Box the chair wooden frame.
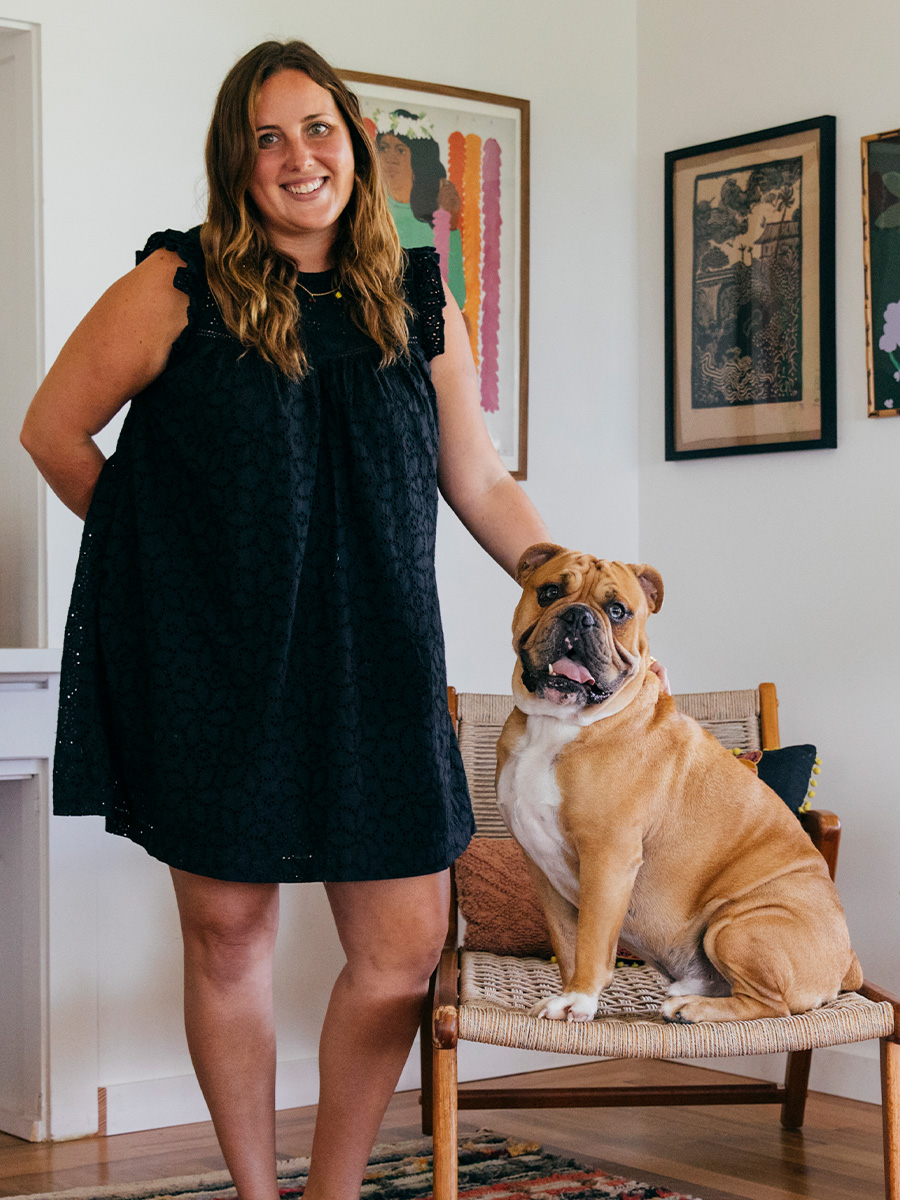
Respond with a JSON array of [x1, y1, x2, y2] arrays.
[[420, 684, 900, 1200]]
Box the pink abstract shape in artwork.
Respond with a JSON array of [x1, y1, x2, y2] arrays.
[[433, 207, 451, 282], [480, 138, 502, 413]]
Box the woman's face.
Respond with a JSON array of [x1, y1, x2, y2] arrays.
[[248, 69, 355, 266], [377, 133, 414, 202]]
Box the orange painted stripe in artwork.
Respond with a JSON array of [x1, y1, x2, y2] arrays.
[[461, 133, 482, 367]]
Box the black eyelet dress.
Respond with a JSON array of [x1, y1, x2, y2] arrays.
[[53, 227, 474, 883]]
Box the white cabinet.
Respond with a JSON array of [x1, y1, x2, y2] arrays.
[[0, 649, 87, 1142]]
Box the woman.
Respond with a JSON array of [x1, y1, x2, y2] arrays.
[[20, 39, 550, 1200]]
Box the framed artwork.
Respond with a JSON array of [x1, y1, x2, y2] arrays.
[[340, 69, 530, 477], [665, 116, 836, 460], [862, 127, 900, 418]]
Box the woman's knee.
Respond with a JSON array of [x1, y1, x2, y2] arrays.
[[171, 868, 279, 980], [326, 875, 450, 991]]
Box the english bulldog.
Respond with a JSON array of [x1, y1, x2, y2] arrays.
[[495, 543, 862, 1023]]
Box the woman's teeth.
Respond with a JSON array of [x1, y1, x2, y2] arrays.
[[285, 179, 324, 195]]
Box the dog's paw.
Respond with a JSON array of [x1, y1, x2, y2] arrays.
[[660, 995, 700, 1024], [531, 991, 598, 1022]]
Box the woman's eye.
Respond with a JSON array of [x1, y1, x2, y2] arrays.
[[537, 584, 561, 607], [607, 602, 629, 622], [308, 122, 330, 136], [257, 132, 279, 148]]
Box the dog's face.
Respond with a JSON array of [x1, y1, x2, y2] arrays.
[[511, 543, 664, 722]]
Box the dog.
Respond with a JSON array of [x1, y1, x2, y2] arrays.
[[495, 543, 862, 1024]]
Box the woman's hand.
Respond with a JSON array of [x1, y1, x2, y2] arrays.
[[649, 659, 671, 695], [430, 285, 549, 577], [20, 249, 188, 519], [437, 179, 462, 230]]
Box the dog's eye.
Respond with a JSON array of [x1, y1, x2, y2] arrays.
[[606, 601, 630, 622], [537, 583, 562, 607]]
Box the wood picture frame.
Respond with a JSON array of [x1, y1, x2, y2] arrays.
[[861, 127, 900, 418], [665, 116, 836, 460], [340, 69, 530, 477]]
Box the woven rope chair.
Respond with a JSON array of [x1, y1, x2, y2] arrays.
[[421, 684, 900, 1200]]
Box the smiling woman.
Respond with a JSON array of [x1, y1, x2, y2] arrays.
[[247, 71, 356, 266], [19, 34, 552, 1200], [201, 41, 411, 380]]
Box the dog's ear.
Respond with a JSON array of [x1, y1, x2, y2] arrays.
[[516, 542, 566, 585], [628, 564, 664, 613]]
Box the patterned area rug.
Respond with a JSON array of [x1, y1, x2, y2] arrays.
[[5, 1132, 719, 1200]]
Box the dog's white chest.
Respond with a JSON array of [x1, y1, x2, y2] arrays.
[[496, 715, 581, 908]]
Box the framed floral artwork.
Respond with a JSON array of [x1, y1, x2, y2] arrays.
[[862, 127, 900, 417], [665, 116, 837, 459], [340, 69, 530, 477]]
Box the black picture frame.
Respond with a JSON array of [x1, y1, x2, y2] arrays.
[[861, 126, 900, 418], [665, 116, 836, 461]]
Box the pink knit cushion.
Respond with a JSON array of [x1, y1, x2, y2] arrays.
[[455, 838, 554, 956], [455, 837, 646, 965]]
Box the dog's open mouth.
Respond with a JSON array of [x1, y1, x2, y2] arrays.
[[548, 655, 595, 686], [521, 643, 621, 707]]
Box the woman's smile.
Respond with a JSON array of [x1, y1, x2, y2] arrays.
[[248, 69, 355, 266]]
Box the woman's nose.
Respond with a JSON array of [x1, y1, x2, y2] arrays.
[[286, 135, 314, 170]]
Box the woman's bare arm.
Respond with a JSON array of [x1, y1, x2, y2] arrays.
[[431, 285, 549, 577], [20, 249, 189, 519]]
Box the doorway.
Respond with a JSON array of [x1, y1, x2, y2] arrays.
[[0, 21, 43, 648]]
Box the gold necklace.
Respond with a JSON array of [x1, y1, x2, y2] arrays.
[[296, 277, 342, 300]]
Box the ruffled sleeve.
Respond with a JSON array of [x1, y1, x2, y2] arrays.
[[405, 246, 446, 361], [136, 227, 209, 357]]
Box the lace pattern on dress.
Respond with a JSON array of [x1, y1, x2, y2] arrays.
[[405, 247, 446, 361]]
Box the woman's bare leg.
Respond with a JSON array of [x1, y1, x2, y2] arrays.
[[171, 868, 281, 1200], [302, 871, 450, 1200]]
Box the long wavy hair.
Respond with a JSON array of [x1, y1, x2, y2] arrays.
[[201, 40, 410, 379]]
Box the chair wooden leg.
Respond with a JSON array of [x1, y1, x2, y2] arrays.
[[781, 1048, 812, 1129], [882, 1038, 900, 1200], [432, 1044, 458, 1200], [419, 996, 434, 1136]]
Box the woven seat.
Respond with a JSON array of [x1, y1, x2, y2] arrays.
[[422, 685, 900, 1200], [459, 955, 893, 1058]]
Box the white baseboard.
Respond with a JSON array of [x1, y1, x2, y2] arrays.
[[101, 1039, 600, 1136], [100, 1037, 881, 1137], [0, 1103, 44, 1142]]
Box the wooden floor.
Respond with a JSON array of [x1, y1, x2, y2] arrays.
[[0, 1059, 884, 1200]]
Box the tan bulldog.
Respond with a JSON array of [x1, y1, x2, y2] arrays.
[[495, 543, 862, 1024]]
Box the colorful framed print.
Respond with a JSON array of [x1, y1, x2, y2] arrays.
[[340, 69, 530, 477], [862, 127, 900, 418], [665, 116, 836, 460]]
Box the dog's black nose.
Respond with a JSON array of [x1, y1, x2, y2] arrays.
[[560, 605, 596, 630]]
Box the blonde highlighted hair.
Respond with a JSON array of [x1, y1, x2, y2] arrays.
[[201, 40, 410, 379]]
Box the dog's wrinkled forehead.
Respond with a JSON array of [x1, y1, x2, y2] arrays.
[[532, 555, 644, 605], [516, 543, 664, 615]]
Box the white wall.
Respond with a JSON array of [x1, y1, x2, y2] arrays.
[[5, 0, 640, 1134], [637, 0, 900, 1089]]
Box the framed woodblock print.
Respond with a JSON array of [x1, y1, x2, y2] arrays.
[[665, 116, 836, 460], [862, 127, 900, 417], [340, 69, 530, 477]]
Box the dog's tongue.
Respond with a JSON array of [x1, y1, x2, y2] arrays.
[[550, 657, 595, 685]]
